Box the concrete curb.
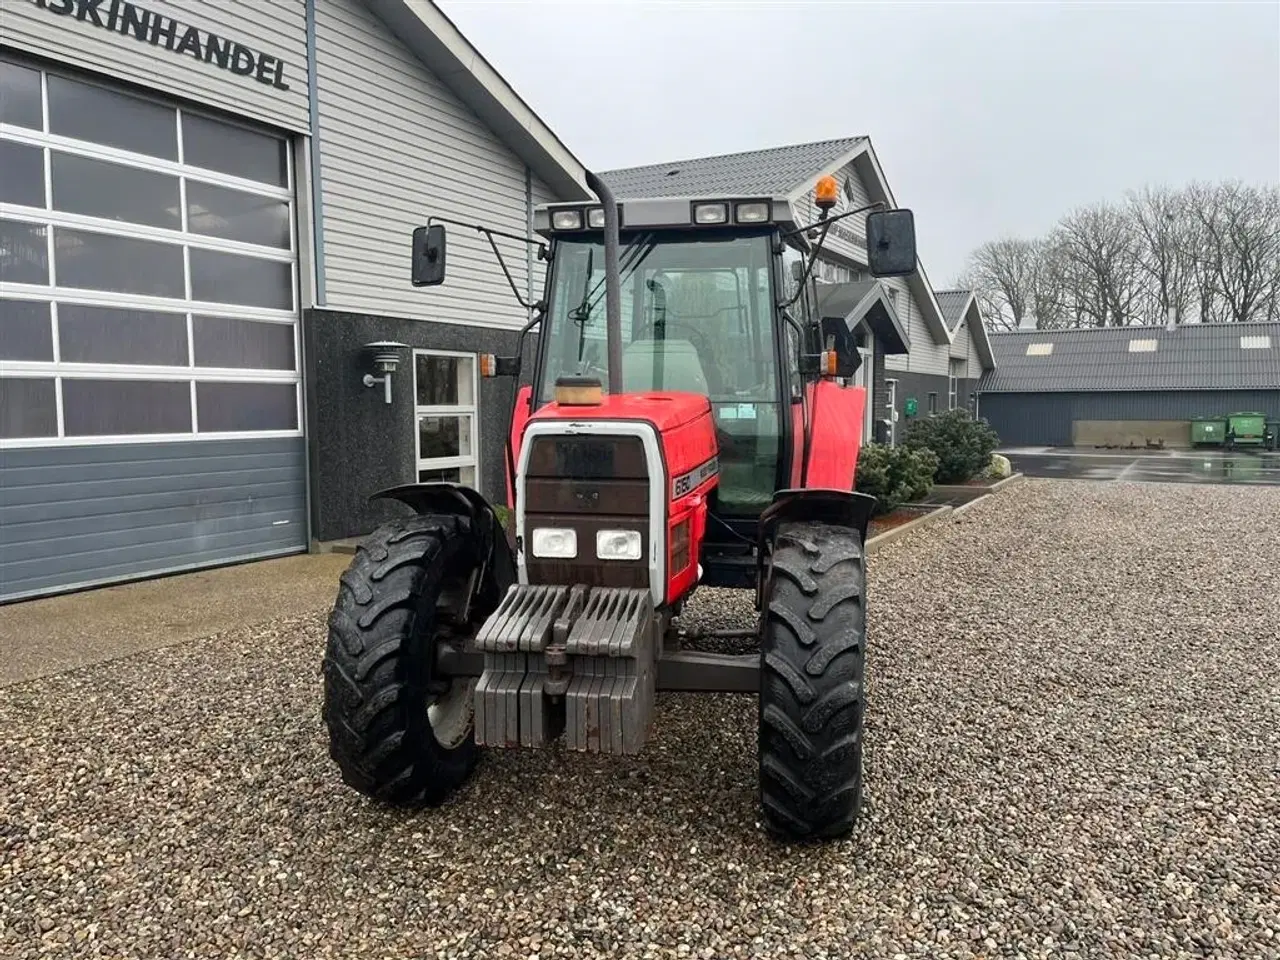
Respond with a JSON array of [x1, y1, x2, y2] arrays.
[[930, 472, 1025, 498], [865, 505, 953, 555], [951, 494, 991, 518], [989, 472, 1026, 492]]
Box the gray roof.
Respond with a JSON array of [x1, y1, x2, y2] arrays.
[[600, 137, 866, 199], [934, 289, 973, 333], [978, 322, 1280, 393]]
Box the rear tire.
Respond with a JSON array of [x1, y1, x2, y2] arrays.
[[322, 514, 481, 806], [758, 520, 867, 840]]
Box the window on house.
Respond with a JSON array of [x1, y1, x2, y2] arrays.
[[948, 359, 963, 410], [413, 350, 478, 486], [927, 392, 938, 415]]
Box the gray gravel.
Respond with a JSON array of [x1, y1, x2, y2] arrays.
[[3, 478, 1279, 959]]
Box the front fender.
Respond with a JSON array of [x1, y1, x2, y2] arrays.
[[369, 482, 517, 594], [755, 488, 877, 609]]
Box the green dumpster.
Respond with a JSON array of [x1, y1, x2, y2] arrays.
[[1226, 411, 1267, 448], [1191, 417, 1226, 446]]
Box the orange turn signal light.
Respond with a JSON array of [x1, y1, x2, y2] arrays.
[[479, 353, 498, 377], [820, 350, 839, 376], [815, 174, 839, 210]]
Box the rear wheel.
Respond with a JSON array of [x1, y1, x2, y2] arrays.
[[758, 520, 867, 840], [322, 514, 481, 805]]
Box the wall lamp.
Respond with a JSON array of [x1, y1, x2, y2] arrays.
[[362, 340, 408, 404]]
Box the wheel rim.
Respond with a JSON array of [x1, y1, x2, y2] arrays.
[[428, 678, 476, 750]]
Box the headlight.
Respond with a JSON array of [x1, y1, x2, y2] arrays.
[[531, 527, 577, 558], [596, 529, 642, 561], [587, 207, 606, 228], [735, 201, 769, 223], [551, 209, 582, 230], [692, 202, 727, 225]]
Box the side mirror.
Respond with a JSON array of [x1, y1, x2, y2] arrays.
[[866, 209, 916, 278], [411, 223, 447, 286]]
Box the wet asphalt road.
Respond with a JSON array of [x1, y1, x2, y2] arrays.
[[1003, 447, 1280, 486]]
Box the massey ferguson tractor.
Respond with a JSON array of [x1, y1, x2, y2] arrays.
[[321, 170, 917, 840]]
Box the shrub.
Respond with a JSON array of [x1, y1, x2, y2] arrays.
[[855, 443, 939, 515], [493, 504, 511, 529], [902, 409, 1001, 484]]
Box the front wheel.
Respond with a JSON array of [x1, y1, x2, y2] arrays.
[[758, 520, 867, 840], [322, 514, 482, 805]]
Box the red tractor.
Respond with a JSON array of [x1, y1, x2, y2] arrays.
[[321, 170, 918, 839]]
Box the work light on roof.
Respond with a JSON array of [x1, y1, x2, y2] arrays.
[[735, 201, 769, 223], [693, 202, 728, 224], [552, 209, 582, 230], [587, 207, 606, 228]]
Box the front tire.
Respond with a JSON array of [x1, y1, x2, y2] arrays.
[[758, 520, 867, 840], [322, 514, 481, 806]]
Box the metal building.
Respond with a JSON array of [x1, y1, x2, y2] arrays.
[[977, 323, 1280, 448], [0, 0, 589, 601]]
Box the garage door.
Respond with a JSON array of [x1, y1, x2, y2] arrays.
[[0, 54, 307, 602]]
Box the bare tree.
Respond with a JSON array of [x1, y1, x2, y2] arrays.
[[957, 178, 1280, 328], [1127, 185, 1198, 324], [1190, 180, 1280, 323], [962, 237, 1041, 329], [1048, 202, 1145, 326]]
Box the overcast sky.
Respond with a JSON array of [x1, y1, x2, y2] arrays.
[[437, 0, 1279, 284]]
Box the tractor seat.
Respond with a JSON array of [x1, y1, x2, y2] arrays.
[[622, 339, 710, 396]]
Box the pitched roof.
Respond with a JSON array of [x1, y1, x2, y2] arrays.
[[935, 289, 996, 371], [600, 137, 866, 199], [934, 290, 972, 333], [978, 322, 1280, 393]]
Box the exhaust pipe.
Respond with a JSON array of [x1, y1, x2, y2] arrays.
[[585, 171, 622, 393]]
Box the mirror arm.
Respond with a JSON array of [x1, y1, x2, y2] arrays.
[[780, 201, 887, 241], [426, 215, 549, 311], [778, 220, 832, 310]]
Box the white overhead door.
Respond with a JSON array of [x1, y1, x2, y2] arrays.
[[0, 53, 307, 601]]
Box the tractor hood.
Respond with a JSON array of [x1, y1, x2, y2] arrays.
[[815, 280, 911, 355]]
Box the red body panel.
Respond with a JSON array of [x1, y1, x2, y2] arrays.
[[506, 385, 534, 509], [803, 381, 866, 489]]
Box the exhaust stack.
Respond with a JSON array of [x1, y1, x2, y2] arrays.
[[584, 171, 623, 393]]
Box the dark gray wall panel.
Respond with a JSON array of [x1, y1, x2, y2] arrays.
[[0, 437, 306, 601], [304, 308, 536, 543], [977, 390, 1280, 448]]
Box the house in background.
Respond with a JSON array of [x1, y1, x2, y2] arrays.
[[602, 138, 996, 441], [976, 322, 1280, 448]]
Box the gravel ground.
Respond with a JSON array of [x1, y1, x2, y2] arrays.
[[3, 478, 1279, 959]]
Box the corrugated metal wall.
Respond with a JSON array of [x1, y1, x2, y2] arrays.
[[0, 438, 307, 602], [979, 390, 1280, 448], [313, 0, 541, 330], [0, 0, 310, 133]]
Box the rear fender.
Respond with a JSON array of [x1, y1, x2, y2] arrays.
[[754, 488, 877, 608], [369, 482, 517, 599]]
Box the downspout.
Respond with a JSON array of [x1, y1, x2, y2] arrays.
[[525, 166, 533, 324], [300, 0, 325, 550], [306, 0, 327, 305]]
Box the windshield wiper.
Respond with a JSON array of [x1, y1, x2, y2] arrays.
[[570, 248, 594, 367]]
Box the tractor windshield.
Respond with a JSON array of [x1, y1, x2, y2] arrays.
[[538, 229, 785, 515]]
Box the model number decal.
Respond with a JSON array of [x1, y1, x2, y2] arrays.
[[672, 456, 719, 499]]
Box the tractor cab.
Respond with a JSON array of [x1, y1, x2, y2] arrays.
[[531, 197, 802, 524]]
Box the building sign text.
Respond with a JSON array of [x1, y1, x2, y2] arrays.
[[31, 0, 290, 91]]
